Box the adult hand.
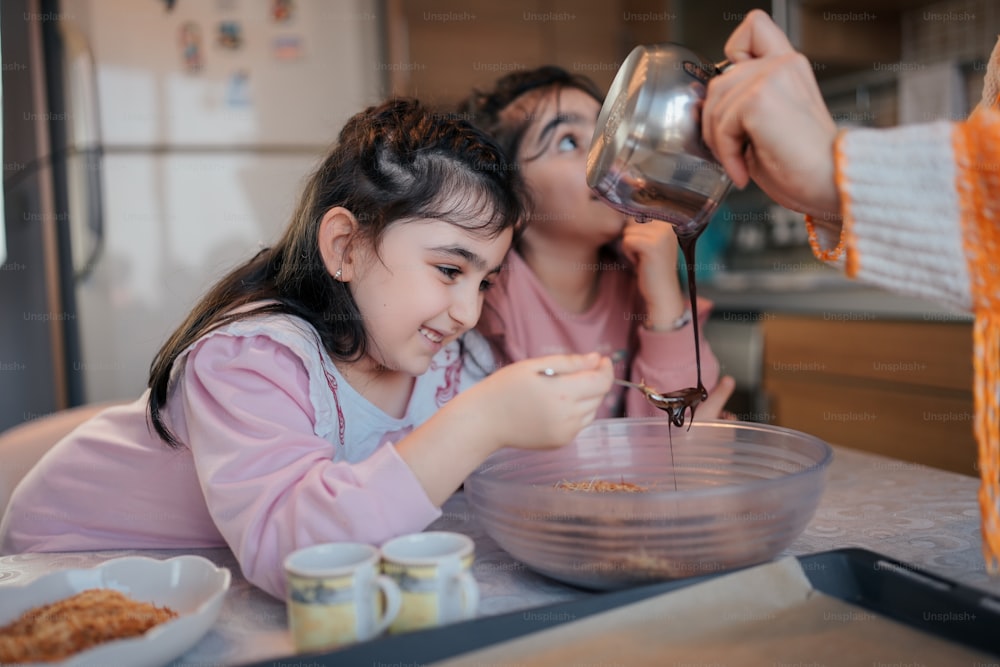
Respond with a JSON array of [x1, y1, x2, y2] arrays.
[[702, 9, 841, 221], [481, 353, 613, 451], [621, 218, 686, 330]]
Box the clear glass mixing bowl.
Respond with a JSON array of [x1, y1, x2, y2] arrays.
[[465, 418, 833, 590]]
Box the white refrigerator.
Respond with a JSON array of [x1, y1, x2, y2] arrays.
[[60, 0, 383, 402]]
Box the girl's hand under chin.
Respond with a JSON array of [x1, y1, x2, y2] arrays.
[[481, 353, 614, 451], [620, 218, 687, 330]]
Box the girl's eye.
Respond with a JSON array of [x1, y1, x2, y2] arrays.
[[437, 266, 461, 280], [479, 279, 495, 292], [557, 135, 578, 152]]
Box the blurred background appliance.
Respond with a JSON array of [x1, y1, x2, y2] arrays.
[[1, 0, 382, 430]]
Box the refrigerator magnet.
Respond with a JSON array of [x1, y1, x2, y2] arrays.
[[271, 0, 294, 23], [226, 70, 252, 107], [179, 22, 203, 72], [272, 36, 303, 61], [217, 21, 242, 50]]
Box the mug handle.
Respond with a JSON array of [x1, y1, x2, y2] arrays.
[[373, 574, 402, 635], [456, 571, 480, 618]]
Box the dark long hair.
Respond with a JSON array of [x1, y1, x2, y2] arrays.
[[148, 98, 525, 447], [458, 66, 604, 169]]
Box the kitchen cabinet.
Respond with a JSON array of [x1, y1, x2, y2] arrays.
[[786, 0, 999, 127], [384, 0, 629, 105], [761, 314, 977, 476], [383, 0, 772, 105], [786, 0, 936, 77]]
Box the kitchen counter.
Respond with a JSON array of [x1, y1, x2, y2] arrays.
[[702, 270, 972, 321], [699, 271, 974, 420], [1, 444, 996, 665]]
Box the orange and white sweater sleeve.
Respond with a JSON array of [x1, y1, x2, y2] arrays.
[[807, 39, 1000, 574]]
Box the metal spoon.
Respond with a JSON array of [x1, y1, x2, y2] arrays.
[[539, 368, 696, 492], [537, 369, 706, 428], [612, 378, 707, 428]]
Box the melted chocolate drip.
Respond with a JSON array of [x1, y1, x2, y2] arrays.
[[679, 230, 708, 415], [645, 386, 707, 428], [643, 229, 708, 428]]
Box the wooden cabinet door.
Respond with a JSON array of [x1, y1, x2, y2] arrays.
[[762, 315, 976, 476], [384, 0, 640, 105]]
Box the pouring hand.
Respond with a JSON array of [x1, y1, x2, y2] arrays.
[[621, 218, 686, 331], [701, 9, 841, 223]]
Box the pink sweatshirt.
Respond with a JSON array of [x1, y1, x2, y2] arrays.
[[0, 312, 492, 598], [477, 250, 720, 418]]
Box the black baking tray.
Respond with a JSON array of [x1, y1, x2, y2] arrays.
[[244, 548, 1000, 665]]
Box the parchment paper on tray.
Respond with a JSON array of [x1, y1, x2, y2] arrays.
[[431, 557, 992, 666]]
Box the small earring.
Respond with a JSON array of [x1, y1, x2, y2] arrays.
[[334, 268, 343, 280]]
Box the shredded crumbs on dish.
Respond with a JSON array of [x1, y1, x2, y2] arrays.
[[0, 588, 178, 663], [554, 477, 649, 493]]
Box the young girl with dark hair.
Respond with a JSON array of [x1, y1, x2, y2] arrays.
[[0, 99, 613, 598], [460, 67, 731, 419]]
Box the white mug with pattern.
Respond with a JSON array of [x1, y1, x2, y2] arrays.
[[380, 531, 480, 633], [284, 542, 401, 652]]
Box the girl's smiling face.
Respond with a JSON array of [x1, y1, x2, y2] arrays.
[[347, 216, 512, 378], [509, 87, 626, 247]]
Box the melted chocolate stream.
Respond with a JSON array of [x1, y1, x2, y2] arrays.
[[666, 420, 677, 491], [653, 229, 708, 491], [678, 230, 709, 413], [643, 230, 708, 430]]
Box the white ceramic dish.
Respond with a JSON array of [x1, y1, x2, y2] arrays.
[[0, 555, 231, 666]]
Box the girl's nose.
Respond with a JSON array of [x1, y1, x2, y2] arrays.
[[450, 286, 481, 329]]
